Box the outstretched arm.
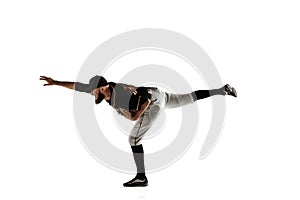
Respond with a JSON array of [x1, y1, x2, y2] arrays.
[[40, 76, 75, 90], [40, 76, 92, 93]]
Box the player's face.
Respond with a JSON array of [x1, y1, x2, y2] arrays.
[[91, 85, 110, 104], [95, 92, 105, 104], [91, 86, 105, 96]]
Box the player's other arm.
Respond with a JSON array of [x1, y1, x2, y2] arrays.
[[131, 98, 151, 121], [117, 99, 150, 121]]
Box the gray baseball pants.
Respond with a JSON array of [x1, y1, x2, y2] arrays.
[[129, 88, 195, 146]]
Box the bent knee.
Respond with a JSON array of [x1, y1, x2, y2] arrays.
[[128, 136, 137, 146], [128, 136, 142, 146]]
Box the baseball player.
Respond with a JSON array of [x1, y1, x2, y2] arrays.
[[40, 75, 237, 187]]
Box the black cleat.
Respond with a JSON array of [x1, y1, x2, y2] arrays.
[[123, 176, 148, 187], [224, 84, 237, 97]]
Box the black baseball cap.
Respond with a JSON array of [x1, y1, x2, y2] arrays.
[[88, 75, 108, 91]]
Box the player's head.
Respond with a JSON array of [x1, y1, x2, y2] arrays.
[[88, 75, 108, 104]]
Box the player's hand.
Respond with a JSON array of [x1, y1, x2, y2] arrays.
[[40, 76, 56, 86]]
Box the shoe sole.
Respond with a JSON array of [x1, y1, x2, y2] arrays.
[[123, 183, 148, 187]]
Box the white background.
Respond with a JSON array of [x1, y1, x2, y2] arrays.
[[1, 0, 300, 199]]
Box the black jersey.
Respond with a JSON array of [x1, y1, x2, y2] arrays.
[[106, 82, 154, 115]]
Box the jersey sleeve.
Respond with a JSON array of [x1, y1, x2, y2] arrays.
[[74, 82, 91, 93]]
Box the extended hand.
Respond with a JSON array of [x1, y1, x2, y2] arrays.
[[40, 76, 56, 86]]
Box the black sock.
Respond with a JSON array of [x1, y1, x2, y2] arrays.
[[191, 87, 225, 101], [131, 144, 146, 179]]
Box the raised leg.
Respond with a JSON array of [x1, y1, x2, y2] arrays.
[[191, 87, 225, 101]]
